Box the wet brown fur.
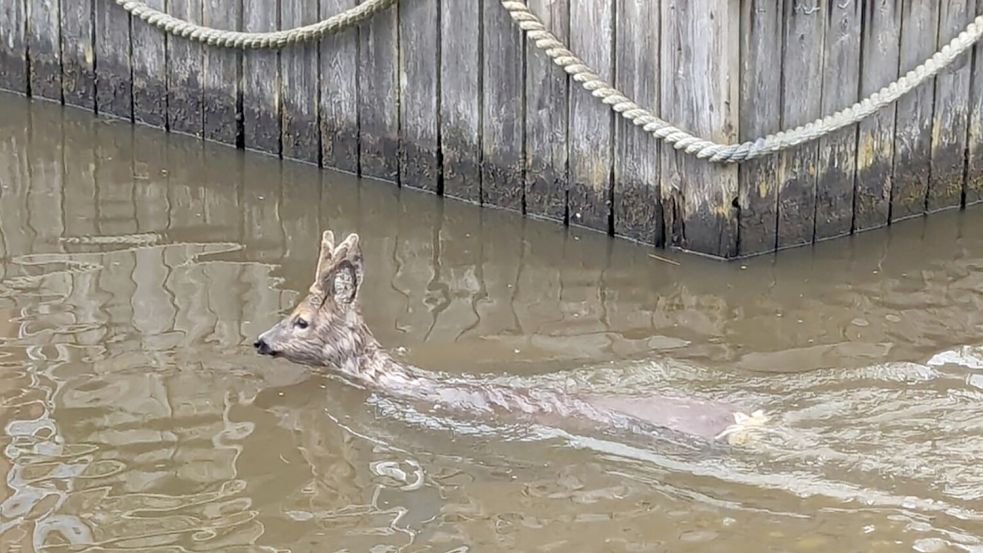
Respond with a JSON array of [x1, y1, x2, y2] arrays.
[[255, 230, 752, 442]]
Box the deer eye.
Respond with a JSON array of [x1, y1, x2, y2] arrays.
[[294, 318, 309, 330]]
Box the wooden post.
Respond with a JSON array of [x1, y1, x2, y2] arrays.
[[892, 1, 939, 221], [815, 0, 862, 241], [28, 0, 62, 101], [203, 0, 240, 145], [320, 0, 359, 174], [168, 0, 204, 137], [738, 0, 783, 255], [95, 0, 133, 120], [440, 0, 480, 202], [243, 0, 280, 156], [61, 0, 95, 108], [614, 0, 662, 246], [568, 0, 613, 232], [855, 1, 902, 232], [0, 0, 27, 94], [776, 0, 825, 250], [929, 0, 976, 212], [524, 0, 568, 223], [281, 0, 320, 164], [399, 0, 440, 192], [482, 0, 524, 211], [133, 0, 167, 128], [661, 0, 739, 258], [968, 1, 983, 205], [358, 0, 399, 181]]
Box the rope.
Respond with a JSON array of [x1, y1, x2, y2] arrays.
[[115, 0, 983, 164], [113, 0, 397, 49], [502, 0, 983, 163]]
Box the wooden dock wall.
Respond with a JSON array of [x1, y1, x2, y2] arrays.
[[1, 0, 981, 259]]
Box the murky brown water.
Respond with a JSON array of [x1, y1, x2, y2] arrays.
[[2, 93, 983, 552]]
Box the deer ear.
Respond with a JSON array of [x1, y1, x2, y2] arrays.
[[308, 230, 337, 301], [324, 233, 363, 305]]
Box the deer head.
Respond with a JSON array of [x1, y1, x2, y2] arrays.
[[254, 231, 379, 373]]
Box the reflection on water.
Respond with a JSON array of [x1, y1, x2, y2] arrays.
[[1, 93, 983, 551]]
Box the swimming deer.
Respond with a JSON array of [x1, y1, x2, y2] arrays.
[[254, 231, 767, 445]]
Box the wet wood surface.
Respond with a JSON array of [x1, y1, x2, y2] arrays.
[[0, 0, 980, 259]]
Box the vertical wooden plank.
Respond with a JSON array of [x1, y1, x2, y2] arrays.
[[968, 1, 983, 205], [928, 0, 976, 212], [440, 0, 480, 202], [891, 1, 939, 221], [28, 0, 62, 100], [738, 0, 783, 255], [481, 0, 524, 211], [524, 0, 568, 222], [358, 1, 399, 181], [398, 0, 439, 192], [661, 0, 739, 257], [568, 0, 613, 231], [613, 0, 662, 246], [0, 0, 27, 94], [95, 0, 132, 119], [61, 0, 95, 108], [168, 0, 204, 137], [855, 1, 902, 232], [775, 0, 825, 249], [815, 0, 862, 241], [203, 0, 240, 145], [320, 0, 359, 173], [281, 0, 319, 164], [132, 0, 167, 128], [243, 0, 280, 155]]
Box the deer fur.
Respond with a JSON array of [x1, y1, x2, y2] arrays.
[[255, 231, 768, 445]]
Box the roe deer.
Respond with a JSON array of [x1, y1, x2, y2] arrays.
[[254, 231, 767, 445]]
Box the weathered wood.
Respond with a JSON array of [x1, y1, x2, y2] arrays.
[[95, 0, 132, 119], [661, 0, 739, 257], [132, 0, 167, 128], [482, 0, 524, 211], [929, 0, 976, 212], [815, 0, 862, 241], [737, 0, 783, 255], [440, 0, 480, 202], [243, 0, 280, 155], [613, 0, 662, 246], [855, 0, 902, 232], [320, 0, 359, 173], [28, 0, 61, 101], [892, 1, 939, 221], [281, 0, 319, 164], [358, 1, 399, 181], [398, 0, 439, 192], [568, 0, 613, 232], [0, 0, 27, 94], [168, 0, 204, 137], [775, 0, 825, 249], [203, 0, 240, 145], [968, 1, 983, 205], [524, 0, 568, 222], [60, 0, 95, 108]]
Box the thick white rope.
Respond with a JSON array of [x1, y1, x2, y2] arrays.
[[116, 0, 983, 164], [113, 0, 397, 49]]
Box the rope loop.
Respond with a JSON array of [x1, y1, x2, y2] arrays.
[[116, 0, 983, 164], [114, 0, 397, 49]]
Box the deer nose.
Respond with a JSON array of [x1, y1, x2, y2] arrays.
[[254, 339, 273, 355]]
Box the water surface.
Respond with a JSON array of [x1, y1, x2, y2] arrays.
[[2, 95, 983, 552]]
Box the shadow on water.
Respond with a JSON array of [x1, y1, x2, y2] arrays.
[[1, 93, 983, 551]]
